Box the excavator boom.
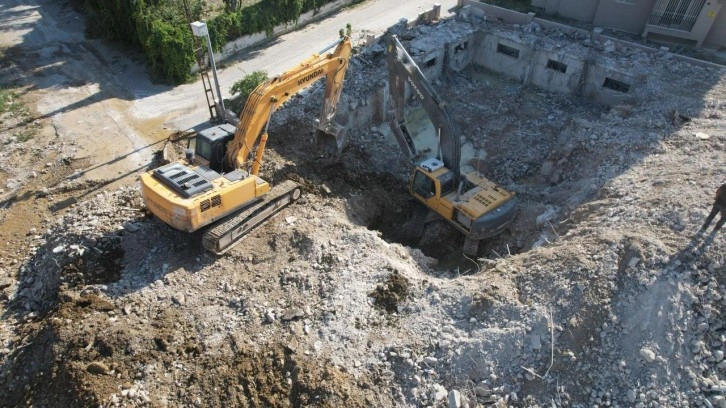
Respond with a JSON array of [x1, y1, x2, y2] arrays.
[[387, 35, 461, 179], [386, 35, 517, 255], [227, 36, 352, 170]]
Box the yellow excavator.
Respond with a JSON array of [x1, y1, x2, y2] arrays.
[[386, 35, 518, 256], [140, 32, 352, 254]]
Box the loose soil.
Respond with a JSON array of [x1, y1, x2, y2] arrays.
[[1, 2, 726, 408]]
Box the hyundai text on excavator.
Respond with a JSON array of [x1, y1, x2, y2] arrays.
[[140, 32, 352, 254], [386, 35, 518, 256]]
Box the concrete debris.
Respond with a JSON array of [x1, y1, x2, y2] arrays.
[[639, 347, 657, 363], [448, 389, 462, 408], [1, 4, 726, 408], [122, 222, 140, 233], [432, 384, 448, 402], [171, 293, 186, 305]]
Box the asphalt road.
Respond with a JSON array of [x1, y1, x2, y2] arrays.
[[0, 0, 459, 187], [144, 0, 462, 131]]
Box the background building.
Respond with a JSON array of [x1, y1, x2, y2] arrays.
[[531, 0, 725, 47]]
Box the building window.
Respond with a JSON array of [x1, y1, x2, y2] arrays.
[[454, 41, 468, 54], [496, 43, 520, 58], [648, 0, 706, 32], [546, 59, 568, 73], [603, 77, 631, 93]]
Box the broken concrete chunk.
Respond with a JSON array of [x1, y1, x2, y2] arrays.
[[281, 308, 305, 321], [474, 385, 491, 397], [171, 293, 186, 305], [448, 389, 461, 408], [639, 347, 656, 362], [432, 384, 448, 402], [123, 222, 140, 233], [530, 334, 542, 350]]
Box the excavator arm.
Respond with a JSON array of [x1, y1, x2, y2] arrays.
[[386, 35, 517, 254], [386, 35, 461, 179], [226, 35, 352, 172]]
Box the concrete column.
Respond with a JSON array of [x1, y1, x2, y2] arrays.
[[371, 81, 388, 125], [365, 34, 376, 46]]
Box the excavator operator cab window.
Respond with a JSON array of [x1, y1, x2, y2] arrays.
[[413, 170, 436, 199], [195, 137, 212, 162]]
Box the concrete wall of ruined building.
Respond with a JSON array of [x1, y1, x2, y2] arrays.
[[339, 2, 725, 134], [530, 51, 585, 94], [340, 20, 644, 130]]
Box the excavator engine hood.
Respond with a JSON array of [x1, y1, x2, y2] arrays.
[[465, 195, 518, 239]]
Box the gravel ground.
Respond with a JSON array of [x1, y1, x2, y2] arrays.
[[1, 5, 726, 408]]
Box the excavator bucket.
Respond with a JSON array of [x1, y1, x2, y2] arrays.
[[315, 122, 347, 157]]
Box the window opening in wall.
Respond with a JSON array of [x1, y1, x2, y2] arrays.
[[603, 77, 631, 93], [425, 58, 436, 67], [546, 59, 568, 73], [454, 41, 469, 54], [496, 43, 520, 58], [648, 0, 706, 32]]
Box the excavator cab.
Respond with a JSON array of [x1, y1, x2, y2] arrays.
[[412, 170, 436, 199], [187, 124, 236, 173], [410, 158, 457, 219]]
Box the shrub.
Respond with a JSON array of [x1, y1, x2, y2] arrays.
[[227, 70, 268, 113], [76, 0, 338, 84]]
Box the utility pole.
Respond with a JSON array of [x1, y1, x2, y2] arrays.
[[190, 21, 226, 121]]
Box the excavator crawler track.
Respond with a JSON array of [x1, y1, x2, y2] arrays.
[[203, 180, 302, 255], [462, 236, 480, 257]]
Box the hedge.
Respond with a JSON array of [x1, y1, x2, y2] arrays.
[[76, 0, 338, 84]]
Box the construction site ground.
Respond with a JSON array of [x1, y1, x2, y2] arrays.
[[2, 1, 726, 407]]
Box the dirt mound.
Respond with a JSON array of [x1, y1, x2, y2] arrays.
[[369, 268, 411, 313], [2, 4, 726, 408]]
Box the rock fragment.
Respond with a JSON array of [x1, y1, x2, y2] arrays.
[[639, 347, 656, 363]]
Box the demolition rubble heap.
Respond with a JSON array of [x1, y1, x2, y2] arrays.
[[2, 12, 726, 408]]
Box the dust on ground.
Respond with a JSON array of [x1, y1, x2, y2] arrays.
[[2, 2, 726, 408]]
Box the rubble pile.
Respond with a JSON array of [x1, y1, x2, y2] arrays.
[[1, 7, 726, 408]]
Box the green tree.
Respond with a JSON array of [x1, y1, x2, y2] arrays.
[[230, 70, 269, 96], [227, 71, 269, 113]]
